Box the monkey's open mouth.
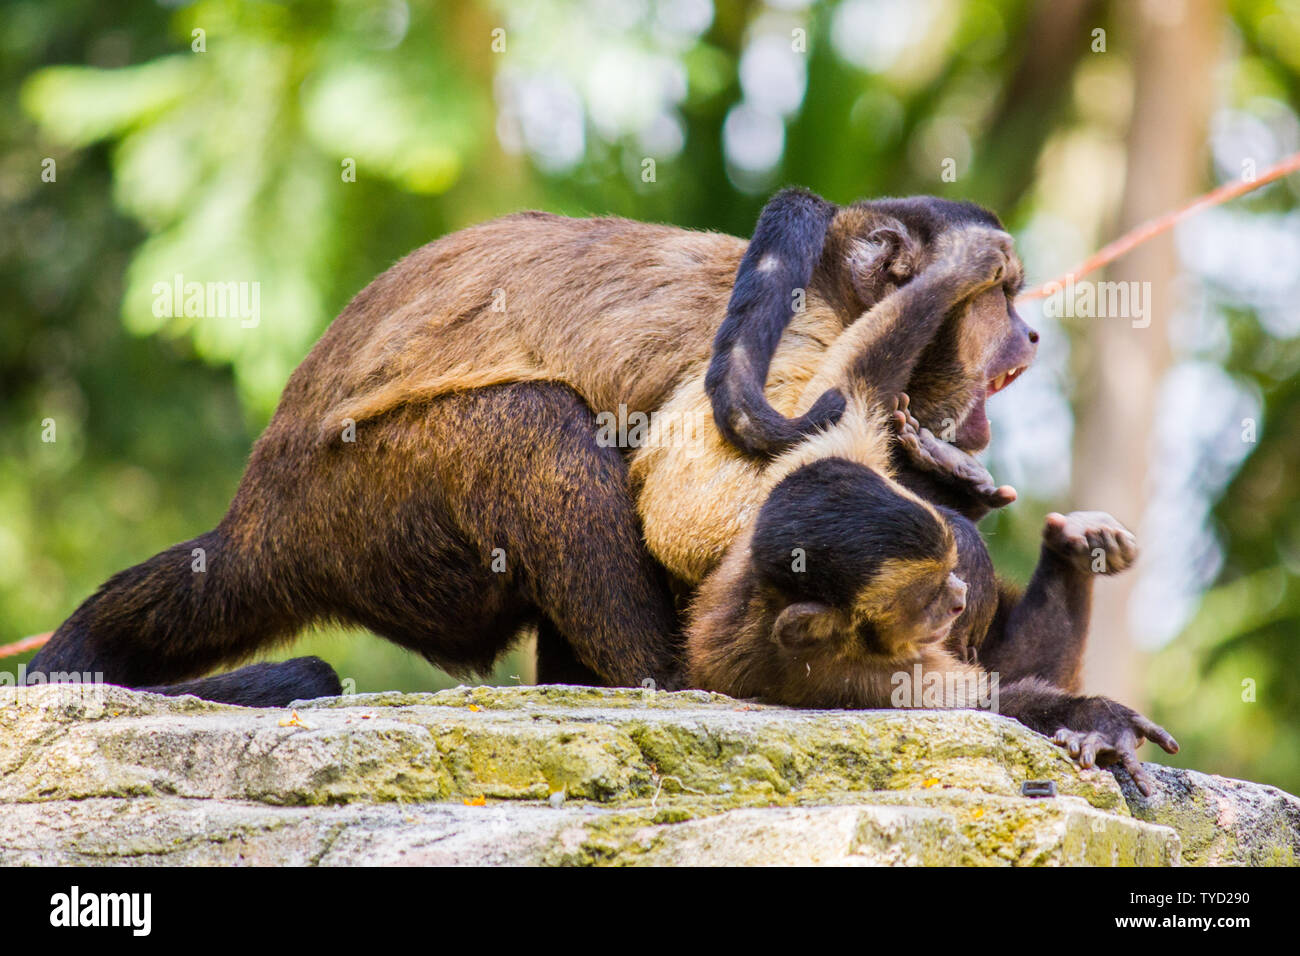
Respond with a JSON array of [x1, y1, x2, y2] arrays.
[[987, 365, 1028, 397], [954, 364, 1030, 451]]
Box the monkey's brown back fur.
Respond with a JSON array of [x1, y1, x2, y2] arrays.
[[315, 213, 747, 439]]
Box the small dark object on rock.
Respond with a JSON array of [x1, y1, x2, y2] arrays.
[[1022, 780, 1057, 798]]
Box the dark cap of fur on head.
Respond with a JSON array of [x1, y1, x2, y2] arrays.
[[858, 196, 1004, 243], [750, 457, 953, 608]]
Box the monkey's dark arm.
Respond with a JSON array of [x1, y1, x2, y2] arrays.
[[976, 511, 1138, 693], [977, 557, 1091, 693], [996, 677, 1178, 797], [705, 188, 843, 459]]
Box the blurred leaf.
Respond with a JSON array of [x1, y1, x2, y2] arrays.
[[20, 57, 196, 147]]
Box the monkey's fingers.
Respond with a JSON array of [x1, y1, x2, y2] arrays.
[[1117, 747, 1157, 798], [892, 420, 944, 472], [1089, 727, 1161, 796], [1052, 728, 1083, 758], [1054, 728, 1118, 774], [986, 484, 1018, 508], [963, 476, 1016, 509], [1043, 511, 1140, 574], [889, 394, 921, 433], [1088, 527, 1134, 574], [1077, 732, 1111, 769], [1132, 714, 1179, 754], [1111, 529, 1137, 570], [890, 409, 913, 436]]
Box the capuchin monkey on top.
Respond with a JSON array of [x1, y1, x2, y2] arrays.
[[24, 188, 1172, 789], [27, 189, 1010, 696]]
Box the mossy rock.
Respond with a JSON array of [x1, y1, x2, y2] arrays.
[[1, 683, 1294, 866]]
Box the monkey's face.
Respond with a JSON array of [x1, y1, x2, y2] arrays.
[[909, 277, 1038, 452], [754, 458, 965, 663], [853, 557, 967, 658], [767, 555, 966, 666]]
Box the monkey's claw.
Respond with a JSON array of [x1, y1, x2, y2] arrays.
[[1051, 702, 1179, 798], [1043, 511, 1138, 574], [891, 393, 1016, 509]]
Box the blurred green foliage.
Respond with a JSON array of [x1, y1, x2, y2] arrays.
[[2, 0, 1299, 790]]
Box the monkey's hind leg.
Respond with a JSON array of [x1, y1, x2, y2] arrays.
[[427, 384, 685, 690], [535, 619, 605, 686], [27, 528, 322, 705]]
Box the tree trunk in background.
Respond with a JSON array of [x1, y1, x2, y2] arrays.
[[1073, 0, 1219, 703], [970, 0, 1101, 212]]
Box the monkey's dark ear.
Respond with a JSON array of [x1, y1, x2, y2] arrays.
[[772, 601, 840, 649], [845, 222, 922, 308], [705, 188, 843, 460]]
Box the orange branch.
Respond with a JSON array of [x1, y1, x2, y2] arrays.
[[0, 632, 51, 659], [1019, 150, 1300, 301]]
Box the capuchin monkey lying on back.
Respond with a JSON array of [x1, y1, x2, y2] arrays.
[[686, 453, 1178, 795]]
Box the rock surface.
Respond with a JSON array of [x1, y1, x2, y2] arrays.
[[0, 683, 1294, 866]]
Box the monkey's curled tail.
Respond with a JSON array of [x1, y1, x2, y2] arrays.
[[25, 530, 340, 707]]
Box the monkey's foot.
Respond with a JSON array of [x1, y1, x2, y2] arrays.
[[1051, 699, 1179, 797], [891, 394, 1016, 509], [1043, 511, 1137, 575]]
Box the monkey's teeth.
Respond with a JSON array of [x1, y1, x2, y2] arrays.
[[989, 367, 1028, 395]]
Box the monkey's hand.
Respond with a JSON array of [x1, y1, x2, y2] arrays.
[[927, 226, 1016, 301], [1042, 511, 1137, 575], [1049, 697, 1179, 797], [890, 393, 1016, 510]]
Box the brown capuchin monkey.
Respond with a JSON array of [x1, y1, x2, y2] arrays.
[[26, 189, 1171, 789], [28, 189, 1021, 700]]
